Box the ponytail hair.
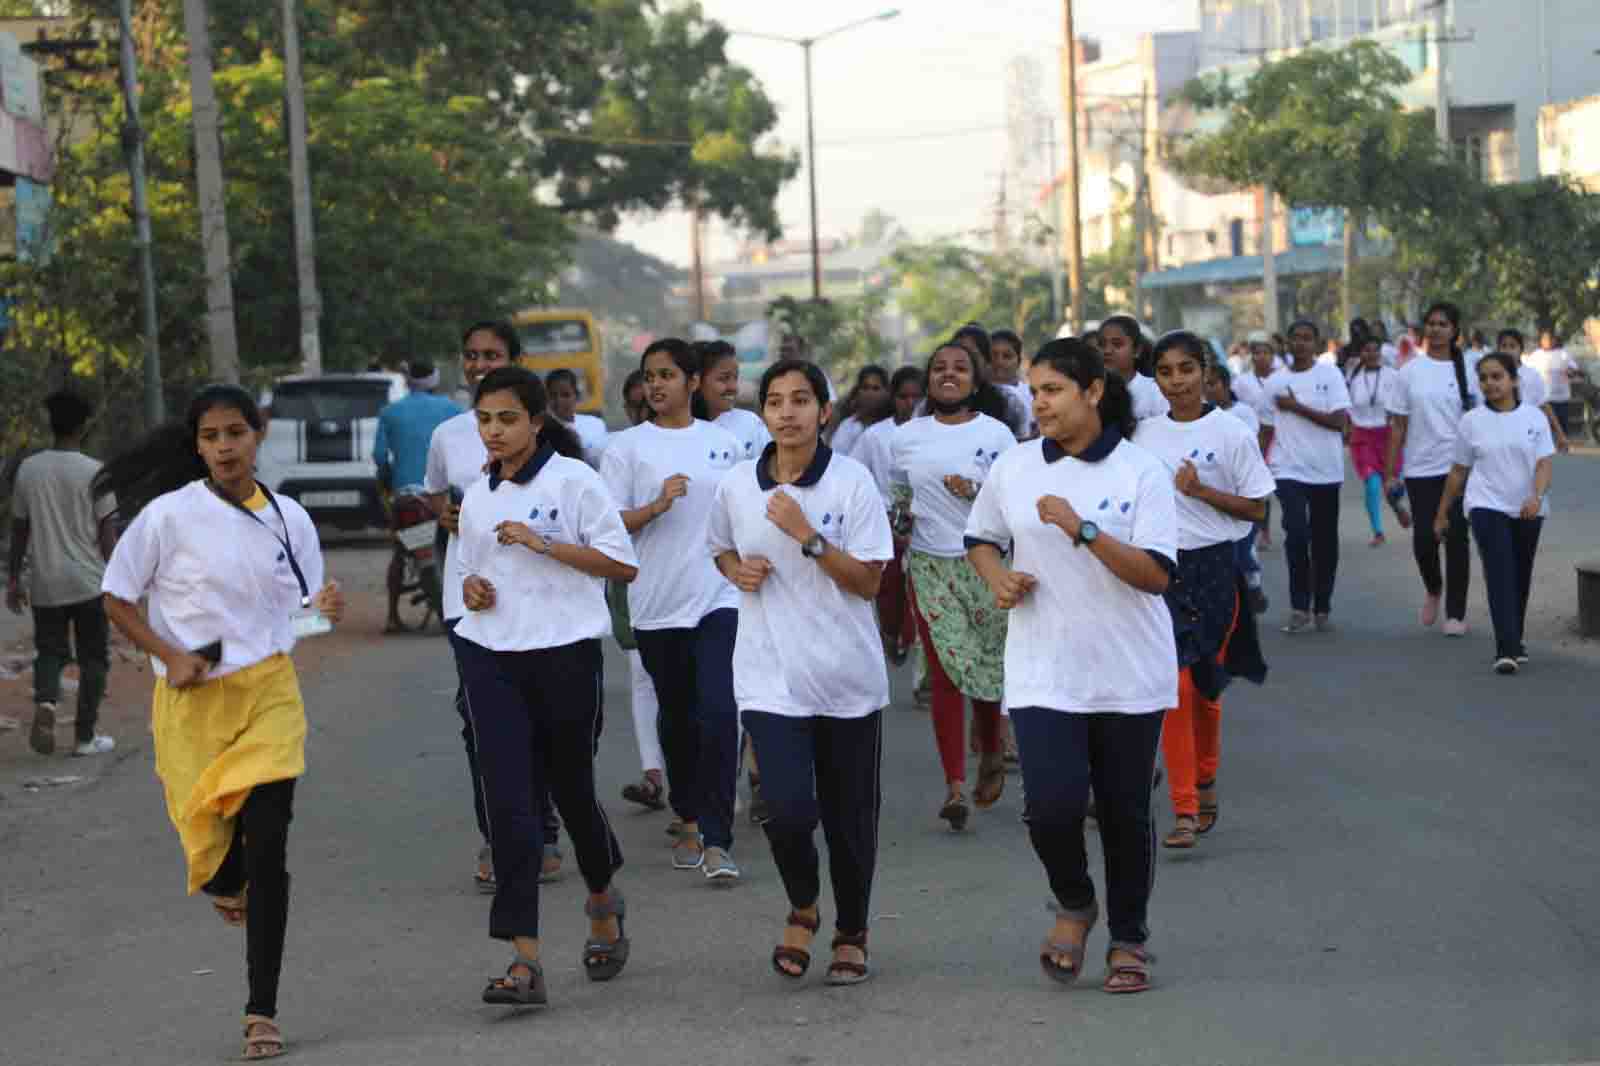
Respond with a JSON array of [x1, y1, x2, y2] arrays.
[[475, 366, 584, 461], [1475, 351, 1522, 408], [641, 338, 709, 421], [93, 384, 263, 520], [1101, 314, 1155, 376], [1032, 337, 1137, 441], [1423, 300, 1474, 412]]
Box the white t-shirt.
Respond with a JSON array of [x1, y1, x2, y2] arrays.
[[558, 413, 610, 467], [1387, 355, 1480, 479], [12, 449, 116, 607], [424, 411, 488, 621], [706, 448, 893, 719], [600, 419, 742, 630], [996, 380, 1036, 438], [453, 451, 637, 652], [1223, 401, 1260, 436], [889, 414, 1018, 558], [714, 408, 772, 464], [1455, 404, 1555, 518], [1344, 365, 1397, 430], [851, 417, 900, 506], [1128, 373, 1170, 421], [102, 481, 324, 680], [1135, 410, 1276, 550], [964, 437, 1177, 715], [1517, 364, 1548, 410], [1233, 367, 1287, 424], [1524, 347, 1577, 403], [1260, 363, 1352, 485], [830, 414, 870, 457]]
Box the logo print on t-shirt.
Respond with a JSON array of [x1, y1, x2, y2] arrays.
[[1097, 498, 1133, 515], [529, 507, 541, 519]]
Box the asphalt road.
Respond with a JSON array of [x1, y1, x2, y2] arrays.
[[2, 450, 1597, 1066]]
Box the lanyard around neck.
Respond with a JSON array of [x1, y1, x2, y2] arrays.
[[208, 481, 312, 606]]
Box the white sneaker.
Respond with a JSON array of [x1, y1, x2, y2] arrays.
[[73, 735, 115, 757], [1442, 618, 1468, 637], [702, 846, 740, 882]]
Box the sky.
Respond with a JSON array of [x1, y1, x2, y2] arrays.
[[612, 0, 1198, 267]]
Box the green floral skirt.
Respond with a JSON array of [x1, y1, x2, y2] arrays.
[[907, 551, 1007, 703]]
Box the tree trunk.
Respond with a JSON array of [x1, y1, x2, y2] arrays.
[[182, 0, 240, 383]]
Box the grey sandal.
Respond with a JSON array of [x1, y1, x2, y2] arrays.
[[242, 1014, 284, 1060], [1103, 940, 1154, 994], [1040, 900, 1099, 985], [482, 955, 546, 1005], [824, 931, 871, 986], [583, 889, 629, 981]]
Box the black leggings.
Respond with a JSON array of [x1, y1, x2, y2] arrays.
[[1406, 475, 1471, 621], [203, 779, 295, 1019]]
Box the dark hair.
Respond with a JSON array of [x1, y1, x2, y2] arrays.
[[952, 325, 992, 363], [924, 343, 1014, 428], [1151, 330, 1213, 374], [693, 339, 738, 375], [840, 364, 890, 423], [621, 368, 645, 396], [408, 359, 436, 380], [475, 366, 583, 460], [1209, 358, 1233, 388], [1475, 351, 1521, 404], [1099, 315, 1154, 375], [544, 367, 579, 392], [758, 358, 832, 411], [1497, 328, 1524, 351], [1031, 337, 1137, 441], [1287, 318, 1321, 340], [641, 338, 709, 420], [462, 319, 521, 359], [93, 384, 263, 519], [45, 390, 93, 438], [888, 365, 925, 394], [1422, 301, 1474, 412], [990, 329, 1023, 352]]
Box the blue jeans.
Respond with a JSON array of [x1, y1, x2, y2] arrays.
[[636, 608, 740, 850], [1275, 480, 1341, 614], [1468, 509, 1543, 659]]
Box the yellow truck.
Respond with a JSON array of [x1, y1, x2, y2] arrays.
[[513, 308, 604, 414]]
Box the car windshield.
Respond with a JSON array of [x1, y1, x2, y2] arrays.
[[271, 380, 391, 421], [520, 318, 591, 354]]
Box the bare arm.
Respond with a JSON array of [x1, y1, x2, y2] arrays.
[[548, 542, 637, 582], [8, 518, 27, 583], [97, 515, 118, 562], [1534, 455, 1554, 501], [1258, 426, 1274, 460], [1540, 404, 1570, 453], [1385, 413, 1410, 485], [1433, 463, 1469, 533], [1188, 483, 1268, 523], [621, 498, 669, 534], [427, 491, 460, 533], [104, 592, 210, 686], [810, 540, 884, 601], [1037, 496, 1169, 595]]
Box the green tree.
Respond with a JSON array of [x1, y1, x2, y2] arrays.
[[767, 291, 892, 383], [886, 240, 1057, 353]]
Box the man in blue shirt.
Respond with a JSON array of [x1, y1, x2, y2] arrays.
[[373, 360, 462, 491]]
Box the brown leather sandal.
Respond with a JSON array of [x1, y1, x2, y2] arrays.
[[1196, 780, 1218, 834], [242, 1014, 284, 1060], [973, 753, 1007, 809], [938, 792, 970, 831], [1163, 815, 1197, 849], [211, 889, 247, 927], [825, 932, 871, 986], [1103, 942, 1154, 994], [771, 908, 821, 979]]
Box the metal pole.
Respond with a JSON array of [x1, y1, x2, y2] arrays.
[[282, 0, 322, 376], [1062, 0, 1085, 332], [1262, 183, 1279, 332], [1433, 0, 1449, 144], [118, 0, 163, 426], [804, 41, 822, 302], [181, 0, 240, 383], [691, 204, 707, 322], [1045, 119, 1064, 326]]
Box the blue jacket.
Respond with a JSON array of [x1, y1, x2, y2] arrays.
[[373, 391, 463, 490]]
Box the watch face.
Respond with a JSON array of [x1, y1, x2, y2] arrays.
[[1080, 520, 1099, 543]]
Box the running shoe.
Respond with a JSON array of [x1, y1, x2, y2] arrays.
[[702, 847, 740, 882], [672, 833, 705, 870], [1281, 611, 1313, 634], [1515, 646, 1530, 665], [1368, 534, 1386, 548], [1442, 618, 1468, 637], [1493, 656, 1518, 675], [72, 735, 115, 757], [28, 701, 56, 755]]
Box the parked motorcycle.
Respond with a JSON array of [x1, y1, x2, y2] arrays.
[[385, 487, 443, 633]]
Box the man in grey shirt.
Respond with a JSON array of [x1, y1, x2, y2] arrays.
[[7, 391, 119, 756]]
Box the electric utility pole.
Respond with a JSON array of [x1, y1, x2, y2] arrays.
[[181, 0, 240, 383], [282, 0, 322, 376]]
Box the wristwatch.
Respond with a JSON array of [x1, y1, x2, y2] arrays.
[[1073, 520, 1099, 548], [801, 533, 827, 559]]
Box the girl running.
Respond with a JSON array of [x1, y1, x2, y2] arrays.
[[1098, 315, 1169, 421], [600, 339, 745, 880], [98, 385, 345, 1060], [853, 367, 926, 664], [708, 358, 894, 986], [829, 365, 890, 456], [890, 343, 1017, 829], [453, 367, 636, 1006], [1138, 332, 1274, 848], [965, 337, 1176, 994], [1207, 361, 1268, 615], [1345, 334, 1409, 546], [696, 340, 773, 464], [1385, 302, 1478, 636], [1433, 352, 1555, 674]]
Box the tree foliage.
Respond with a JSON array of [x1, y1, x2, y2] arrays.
[[766, 291, 893, 382], [887, 240, 1057, 354]]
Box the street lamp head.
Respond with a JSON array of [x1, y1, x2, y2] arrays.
[[877, 9, 902, 20]]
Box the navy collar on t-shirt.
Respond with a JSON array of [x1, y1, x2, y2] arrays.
[[488, 443, 555, 490], [756, 442, 833, 490], [1042, 424, 1122, 465]]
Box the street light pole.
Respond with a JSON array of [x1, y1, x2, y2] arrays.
[[729, 11, 900, 304]]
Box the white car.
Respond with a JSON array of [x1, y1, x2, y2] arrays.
[[256, 372, 405, 530]]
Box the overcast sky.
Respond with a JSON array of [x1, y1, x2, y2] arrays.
[[612, 0, 1197, 267]]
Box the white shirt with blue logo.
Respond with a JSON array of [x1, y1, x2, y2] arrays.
[[707, 447, 893, 719], [714, 408, 773, 464], [1134, 409, 1277, 550], [453, 452, 637, 653], [1455, 404, 1555, 518], [600, 419, 742, 630], [965, 437, 1177, 715], [1386, 355, 1481, 479], [1259, 362, 1352, 485], [889, 413, 1018, 558]]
